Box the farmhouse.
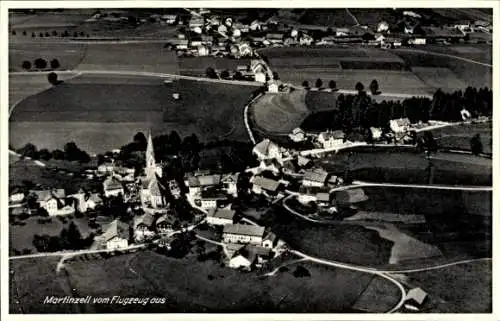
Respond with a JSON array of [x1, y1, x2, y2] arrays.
[[100, 219, 130, 250], [85, 193, 103, 210], [267, 80, 280, 93], [156, 214, 175, 234], [223, 224, 266, 245], [207, 208, 236, 225], [250, 176, 281, 196], [9, 188, 25, 208], [266, 33, 284, 44], [317, 130, 345, 149], [300, 34, 314, 45], [262, 232, 277, 249], [390, 118, 411, 133], [254, 71, 266, 83], [186, 174, 222, 197], [200, 191, 229, 210], [334, 188, 369, 207], [253, 138, 282, 160], [297, 155, 312, 168], [258, 159, 282, 175], [103, 176, 124, 198], [134, 213, 156, 241], [404, 287, 428, 311], [97, 162, 115, 175], [228, 244, 273, 270], [302, 168, 329, 187], [222, 173, 239, 197], [30, 189, 72, 216]]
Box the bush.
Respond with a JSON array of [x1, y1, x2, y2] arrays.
[[12, 30, 16, 35], [207, 274, 214, 280], [22, 30, 27, 36], [34, 58, 48, 69], [278, 266, 289, 273], [22, 249, 32, 255], [22, 60, 32, 70], [50, 59, 60, 69]]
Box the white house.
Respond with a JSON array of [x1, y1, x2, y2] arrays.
[[299, 34, 314, 45], [101, 219, 130, 250], [228, 252, 255, 270], [200, 193, 228, 210], [133, 213, 156, 241], [250, 176, 281, 196], [254, 71, 266, 83], [252, 139, 282, 160], [268, 80, 279, 93], [86, 193, 103, 210], [262, 232, 277, 249], [223, 224, 265, 245], [9, 190, 25, 208], [289, 127, 306, 142], [222, 174, 238, 197], [31, 189, 67, 216], [302, 168, 329, 187], [97, 162, 115, 175], [103, 176, 124, 197], [390, 118, 411, 133], [186, 174, 222, 198], [404, 287, 428, 311], [317, 130, 345, 149], [206, 208, 235, 225], [197, 45, 210, 56]]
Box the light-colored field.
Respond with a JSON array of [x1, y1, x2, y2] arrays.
[[251, 90, 308, 134], [363, 223, 443, 264], [9, 12, 91, 29]]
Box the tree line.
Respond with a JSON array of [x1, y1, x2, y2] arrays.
[[12, 29, 90, 38], [22, 58, 60, 70], [15, 141, 91, 163]]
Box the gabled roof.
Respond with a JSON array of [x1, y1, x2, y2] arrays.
[[303, 168, 329, 183], [188, 174, 221, 187], [103, 176, 122, 191], [156, 214, 175, 226], [134, 213, 155, 229], [316, 192, 331, 202], [86, 193, 103, 203], [102, 219, 129, 242], [319, 130, 345, 141], [253, 139, 279, 157], [297, 155, 311, 167], [31, 189, 66, 202], [208, 208, 236, 221], [406, 287, 428, 305], [223, 224, 265, 237], [251, 176, 281, 192], [334, 188, 369, 204], [263, 232, 277, 243]]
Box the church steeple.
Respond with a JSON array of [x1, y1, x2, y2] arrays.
[[145, 130, 156, 170]]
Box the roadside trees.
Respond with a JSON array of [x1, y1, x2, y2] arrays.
[[302, 80, 310, 89], [50, 59, 60, 69], [22, 60, 31, 70], [220, 70, 230, 80], [328, 80, 337, 91], [34, 58, 48, 69], [470, 133, 483, 156], [47, 72, 59, 85], [315, 78, 323, 89], [205, 67, 218, 79], [370, 79, 380, 95]]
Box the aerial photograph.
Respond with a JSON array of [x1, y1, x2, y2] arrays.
[[7, 6, 493, 314]]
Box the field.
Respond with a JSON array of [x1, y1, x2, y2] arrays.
[[405, 260, 492, 313], [9, 11, 92, 30], [56, 250, 400, 313], [348, 9, 400, 28], [393, 49, 492, 89], [411, 67, 467, 93], [179, 57, 252, 77], [296, 9, 357, 27], [10, 256, 74, 313], [10, 74, 256, 153], [426, 122, 492, 155], [319, 149, 492, 186]]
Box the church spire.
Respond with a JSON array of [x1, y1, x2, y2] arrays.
[[145, 130, 156, 170]]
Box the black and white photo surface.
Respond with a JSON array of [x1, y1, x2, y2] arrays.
[[6, 5, 493, 315]]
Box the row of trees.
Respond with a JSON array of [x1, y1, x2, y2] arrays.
[[12, 30, 90, 38], [332, 83, 492, 135], [22, 58, 60, 70], [32, 221, 94, 252], [15, 142, 91, 163], [303, 78, 380, 95]]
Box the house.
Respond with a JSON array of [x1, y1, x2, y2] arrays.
[[97, 162, 115, 175], [299, 34, 314, 45], [258, 159, 281, 176], [176, 40, 189, 50], [196, 44, 210, 56], [302, 168, 329, 187], [134, 213, 156, 241], [280, 158, 299, 175], [200, 191, 228, 210], [250, 20, 262, 31], [327, 175, 344, 187], [333, 188, 369, 208], [336, 28, 351, 37], [377, 21, 389, 33], [289, 127, 306, 142], [408, 37, 426, 45], [297, 155, 312, 168], [101, 219, 130, 250], [250, 176, 281, 196], [238, 43, 252, 57], [370, 127, 383, 140], [31, 189, 67, 216], [156, 214, 175, 234], [161, 14, 177, 25], [404, 287, 428, 311], [68, 188, 87, 213], [168, 179, 182, 198], [223, 224, 265, 245], [186, 174, 222, 197], [103, 176, 124, 197], [390, 118, 411, 133], [266, 33, 284, 45], [252, 138, 282, 160], [262, 232, 277, 249], [85, 193, 103, 210], [254, 71, 266, 83], [268, 80, 280, 93], [189, 16, 205, 29], [221, 173, 238, 197], [250, 60, 267, 74], [297, 187, 318, 204], [317, 130, 345, 149], [9, 189, 25, 208], [316, 192, 331, 207], [206, 208, 236, 225], [454, 20, 471, 32], [228, 244, 272, 270], [217, 24, 228, 34]]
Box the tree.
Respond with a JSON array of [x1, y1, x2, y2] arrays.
[[34, 58, 48, 69], [220, 70, 230, 80], [12, 30, 17, 35], [22, 60, 31, 70], [370, 79, 380, 95], [328, 80, 337, 91], [273, 71, 279, 80], [133, 132, 147, 151], [22, 30, 27, 36], [39, 32, 44, 37], [470, 133, 483, 156], [315, 78, 323, 89], [47, 72, 59, 85], [50, 59, 60, 69], [45, 31, 50, 37], [302, 80, 309, 89], [52, 30, 58, 36], [17, 143, 38, 159], [355, 82, 365, 93], [32, 32, 36, 37], [73, 31, 78, 37], [52, 149, 65, 160], [205, 67, 218, 79], [233, 71, 243, 80], [38, 148, 52, 161]]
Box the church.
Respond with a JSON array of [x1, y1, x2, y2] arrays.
[[140, 132, 166, 209]]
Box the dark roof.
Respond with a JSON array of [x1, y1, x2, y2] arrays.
[[251, 176, 281, 192], [223, 224, 265, 237], [208, 208, 236, 220], [303, 168, 329, 183], [102, 219, 129, 242], [334, 188, 369, 204]]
